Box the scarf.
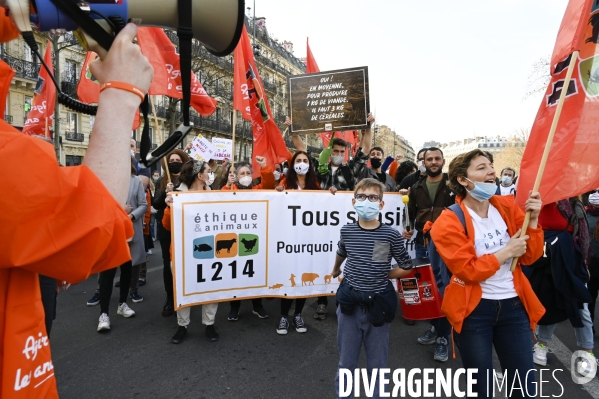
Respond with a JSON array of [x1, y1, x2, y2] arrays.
[[557, 198, 591, 264]]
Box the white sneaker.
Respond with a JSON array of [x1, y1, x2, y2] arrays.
[[576, 352, 596, 376], [97, 313, 110, 332], [533, 342, 548, 366], [117, 302, 135, 318]]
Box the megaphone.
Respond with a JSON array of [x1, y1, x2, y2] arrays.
[[7, 0, 245, 57]]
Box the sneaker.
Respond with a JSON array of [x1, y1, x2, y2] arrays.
[[171, 326, 187, 344], [117, 302, 135, 318], [434, 337, 449, 362], [252, 307, 269, 319], [138, 279, 146, 287], [313, 304, 327, 320], [533, 342, 548, 366], [293, 314, 308, 333], [97, 313, 110, 332], [205, 325, 219, 342], [228, 308, 239, 321], [162, 298, 174, 317], [276, 316, 289, 335], [417, 326, 437, 345], [575, 352, 597, 376], [130, 292, 144, 303], [114, 280, 121, 288], [87, 292, 101, 306]]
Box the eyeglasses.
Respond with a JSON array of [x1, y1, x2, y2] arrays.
[[354, 194, 381, 202]]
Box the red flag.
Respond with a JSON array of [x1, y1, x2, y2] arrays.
[[517, 0, 599, 207], [76, 51, 140, 130], [136, 27, 217, 116], [234, 26, 289, 177], [22, 41, 55, 138]]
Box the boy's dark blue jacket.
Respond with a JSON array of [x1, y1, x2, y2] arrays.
[[335, 278, 398, 326]]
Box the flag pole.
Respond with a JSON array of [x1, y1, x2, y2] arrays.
[[231, 111, 237, 168], [510, 50, 579, 272], [45, 116, 49, 140], [148, 95, 171, 183]]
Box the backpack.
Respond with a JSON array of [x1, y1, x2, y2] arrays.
[[428, 203, 466, 295]]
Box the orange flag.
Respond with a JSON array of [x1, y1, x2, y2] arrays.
[[22, 41, 55, 138], [517, 0, 599, 207], [76, 51, 140, 130], [234, 26, 289, 177], [136, 27, 217, 116]]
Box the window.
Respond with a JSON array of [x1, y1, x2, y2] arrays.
[[65, 155, 82, 166], [89, 115, 95, 130], [65, 60, 77, 82], [24, 96, 32, 116], [23, 42, 33, 62], [66, 112, 78, 132]]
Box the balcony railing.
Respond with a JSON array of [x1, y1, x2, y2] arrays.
[[65, 132, 84, 142], [0, 53, 39, 80], [4, 115, 13, 124]]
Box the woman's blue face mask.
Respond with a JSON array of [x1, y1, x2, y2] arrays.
[[465, 178, 497, 202]]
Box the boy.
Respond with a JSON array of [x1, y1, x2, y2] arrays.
[[331, 178, 413, 398]]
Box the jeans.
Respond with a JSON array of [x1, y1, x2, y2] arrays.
[[335, 302, 390, 398], [99, 261, 132, 315], [430, 317, 451, 340], [159, 237, 174, 304], [39, 275, 57, 336], [415, 242, 428, 259], [536, 303, 594, 350], [281, 298, 306, 316], [455, 297, 535, 399]]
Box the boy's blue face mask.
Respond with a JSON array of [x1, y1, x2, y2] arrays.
[[465, 178, 496, 202], [354, 200, 381, 221]]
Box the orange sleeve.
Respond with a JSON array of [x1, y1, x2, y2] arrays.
[[0, 123, 133, 283], [388, 161, 398, 181], [162, 206, 172, 231], [254, 165, 275, 190], [278, 176, 287, 188], [221, 184, 233, 191], [430, 209, 501, 283]]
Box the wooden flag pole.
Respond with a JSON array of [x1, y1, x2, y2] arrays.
[[148, 95, 171, 183], [231, 111, 237, 168], [510, 50, 579, 272]]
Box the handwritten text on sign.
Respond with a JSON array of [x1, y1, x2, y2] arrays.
[[211, 137, 233, 160], [170, 191, 414, 308], [288, 67, 370, 134]]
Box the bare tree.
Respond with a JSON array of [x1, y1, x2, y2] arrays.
[[524, 56, 550, 99], [493, 128, 530, 174]]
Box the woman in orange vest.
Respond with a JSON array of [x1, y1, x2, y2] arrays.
[[274, 150, 320, 334], [430, 149, 544, 398], [222, 156, 274, 320]]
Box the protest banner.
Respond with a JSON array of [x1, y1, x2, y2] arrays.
[[287, 66, 370, 134], [211, 137, 233, 160], [170, 191, 414, 309], [186, 134, 217, 162]]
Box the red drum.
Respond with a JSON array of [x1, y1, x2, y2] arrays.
[[397, 259, 444, 320]]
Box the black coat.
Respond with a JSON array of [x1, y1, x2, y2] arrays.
[[152, 180, 170, 242]]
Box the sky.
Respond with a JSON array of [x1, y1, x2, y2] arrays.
[[249, 0, 569, 151]]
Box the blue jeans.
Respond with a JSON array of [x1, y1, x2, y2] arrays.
[[415, 242, 428, 259], [455, 297, 535, 399], [536, 302, 594, 350], [335, 305, 390, 398], [430, 317, 451, 340]]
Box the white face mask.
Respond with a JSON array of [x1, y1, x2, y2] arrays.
[[331, 155, 344, 166], [206, 172, 215, 186], [294, 162, 310, 175], [131, 149, 136, 158], [417, 160, 426, 173], [501, 175, 512, 185], [238, 176, 253, 187], [282, 168, 288, 175], [273, 171, 281, 180]]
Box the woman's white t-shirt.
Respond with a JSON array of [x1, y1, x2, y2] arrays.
[[465, 204, 518, 299]]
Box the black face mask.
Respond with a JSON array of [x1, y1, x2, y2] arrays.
[[168, 162, 183, 174], [425, 167, 442, 177], [370, 158, 382, 169]]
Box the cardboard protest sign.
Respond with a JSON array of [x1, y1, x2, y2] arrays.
[[288, 66, 370, 134], [211, 137, 233, 160], [186, 134, 217, 162], [170, 191, 414, 308]]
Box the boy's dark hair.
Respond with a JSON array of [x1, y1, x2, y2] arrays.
[[370, 146, 384, 156], [354, 178, 385, 199], [448, 149, 490, 197], [332, 137, 348, 148], [424, 146, 444, 159]]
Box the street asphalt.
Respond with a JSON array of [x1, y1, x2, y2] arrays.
[[49, 244, 598, 398]]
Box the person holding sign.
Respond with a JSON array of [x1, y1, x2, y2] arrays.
[[223, 156, 275, 320], [430, 149, 544, 397], [163, 159, 220, 344], [332, 178, 413, 397], [274, 151, 321, 334]]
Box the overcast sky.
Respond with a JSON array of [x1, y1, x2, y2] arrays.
[[250, 0, 569, 151]]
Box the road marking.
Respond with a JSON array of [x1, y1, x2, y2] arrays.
[[549, 335, 599, 398]]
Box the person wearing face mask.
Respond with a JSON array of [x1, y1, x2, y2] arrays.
[[362, 147, 397, 192], [430, 149, 544, 397], [499, 167, 517, 196], [273, 164, 282, 184], [331, 178, 413, 397], [402, 147, 456, 361], [152, 149, 190, 317], [162, 159, 220, 343], [222, 156, 274, 321]]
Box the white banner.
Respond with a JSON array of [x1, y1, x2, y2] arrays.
[[211, 137, 233, 160], [171, 191, 414, 309], [187, 134, 217, 162]]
